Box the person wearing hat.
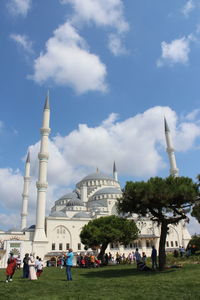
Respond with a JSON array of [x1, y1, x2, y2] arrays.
[[5, 252, 17, 283]]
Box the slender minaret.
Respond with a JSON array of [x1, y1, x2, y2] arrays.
[[113, 161, 118, 181], [21, 152, 31, 230], [164, 117, 179, 177], [34, 93, 50, 242]]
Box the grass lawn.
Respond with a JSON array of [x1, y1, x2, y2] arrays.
[[0, 264, 200, 300]]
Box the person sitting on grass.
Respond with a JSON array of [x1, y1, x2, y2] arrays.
[[137, 260, 151, 271], [5, 252, 17, 283]]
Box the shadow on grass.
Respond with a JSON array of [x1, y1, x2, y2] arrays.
[[81, 267, 176, 279]]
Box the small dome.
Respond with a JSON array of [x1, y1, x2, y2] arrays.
[[93, 187, 122, 196], [73, 212, 91, 218], [49, 211, 67, 217]]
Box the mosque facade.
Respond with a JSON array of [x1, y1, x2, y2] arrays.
[[0, 95, 191, 268]]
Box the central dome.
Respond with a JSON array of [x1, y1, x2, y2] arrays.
[[82, 172, 114, 181]]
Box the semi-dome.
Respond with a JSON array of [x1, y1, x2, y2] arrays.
[[81, 172, 114, 182], [73, 212, 91, 218], [89, 201, 107, 208], [93, 187, 122, 196], [55, 191, 80, 205], [66, 199, 84, 207], [49, 211, 67, 217]]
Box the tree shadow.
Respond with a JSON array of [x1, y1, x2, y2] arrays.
[[80, 267, 176, 279]]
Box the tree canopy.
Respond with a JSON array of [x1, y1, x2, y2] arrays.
[[118, 176, 199, 269], [80, 215, 139, 259]]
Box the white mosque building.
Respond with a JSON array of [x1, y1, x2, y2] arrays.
[[0, 95, 191, 268]]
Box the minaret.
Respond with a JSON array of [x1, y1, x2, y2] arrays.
[[164, 117, 179, 177], [34, 93, 50, 242], [20, 152, 31, 230], [113, 161, 118, 181]]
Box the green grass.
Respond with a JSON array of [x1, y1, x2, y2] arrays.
[[0, 264, 200, 300]]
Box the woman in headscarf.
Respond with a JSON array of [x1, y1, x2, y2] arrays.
[[23, 253, 29, 278], [28, 254, 37, 280], [5, 252, 17, 282]]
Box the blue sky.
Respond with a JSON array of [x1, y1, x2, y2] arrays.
[[0, 0, 200, 233]]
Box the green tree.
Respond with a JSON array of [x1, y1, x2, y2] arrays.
[[191, 174, 200, 223], [188, 234, 200, 252], [80, 215, 139, 259], [118, 176, 199, 270]]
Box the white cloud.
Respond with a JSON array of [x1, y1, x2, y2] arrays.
[[61, 0, 129, 33], [182, 0, 195, 18], [7, 0, 32, 17], [30, 22, 107, 94], [157, 36, 191, 67], [61, 0, 129, 55], [10, 34, 34, 54], [0, 168, 23, 211]]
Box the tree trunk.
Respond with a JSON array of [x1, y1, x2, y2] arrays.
[[98, 243, 108, 261], [158, 221, 168, 270]]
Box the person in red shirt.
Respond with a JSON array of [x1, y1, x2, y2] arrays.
[[5, 253, 17, 282]]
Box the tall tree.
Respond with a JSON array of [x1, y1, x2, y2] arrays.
[[191, 174, 200, 223], [80, 215, 139, 259], [118, 176, 199, 269]]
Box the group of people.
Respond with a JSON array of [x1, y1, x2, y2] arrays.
[[76, 253, 101, 268], [5, 252, 43, 283]]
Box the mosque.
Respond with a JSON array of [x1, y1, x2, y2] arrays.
[[0, 95, 191, 268]]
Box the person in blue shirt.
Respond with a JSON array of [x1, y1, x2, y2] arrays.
[[66, 249, 74, 281]]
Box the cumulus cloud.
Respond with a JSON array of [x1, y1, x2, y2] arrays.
[[29, 106, 200, 182], [182, 0, 195, 18], [10, 34, 34, 54], [61, 0, 129, 55], [1, 106, 200, 230], [30, 22, 107, 94], [61, 0, 129, 33], [7, 0, 31, 17], [157, 36, 191, 67]]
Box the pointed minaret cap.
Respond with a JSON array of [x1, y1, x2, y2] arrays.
[[44, 90, 50, 110], [164, 117, 170, 132], [26, 151, 30, 163], [113, 161, 117, 173]]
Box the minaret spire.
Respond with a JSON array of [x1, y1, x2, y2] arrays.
[[113, 161, 118, 181], [164, 117, 179, 177], [34, 92, 51, 242], [20, 151, 31, 230]]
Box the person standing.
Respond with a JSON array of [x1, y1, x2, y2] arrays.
[[28, 254, 37, 280], [36, 258, 43, 278], [135, 248, 141, 263], [66, 248, 74, 281], [151, 245, 158, 270], [5, 253, 17, 282], [23, 253, 29, 278]]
